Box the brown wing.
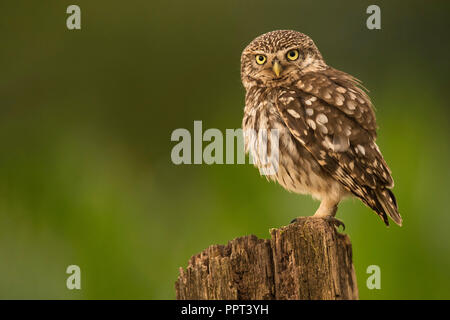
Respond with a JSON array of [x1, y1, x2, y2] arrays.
[[295, 68, 378, 138], [275, 81, 401, 226]]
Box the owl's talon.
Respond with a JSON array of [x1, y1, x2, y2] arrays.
[[324, 217, 345, 231]]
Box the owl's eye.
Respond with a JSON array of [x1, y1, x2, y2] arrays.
[[255, 54, 267, 65], [286, 49, 299, 61]]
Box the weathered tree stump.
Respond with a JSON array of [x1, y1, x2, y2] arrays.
[[175, 217, 358, 300]]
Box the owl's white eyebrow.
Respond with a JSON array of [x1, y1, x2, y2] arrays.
[[250, 51, 269, 55], [283, 46, 299, 51], [250, 47, 299, 55]]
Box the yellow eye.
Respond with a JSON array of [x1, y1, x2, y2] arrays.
[[286, 49, 299, 61], [255, 54, 267, 65]]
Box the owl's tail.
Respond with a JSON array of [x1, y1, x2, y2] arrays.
[[376, 189, 402, 226]]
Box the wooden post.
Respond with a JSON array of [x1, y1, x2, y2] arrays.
[[175, 217, 358, 300]]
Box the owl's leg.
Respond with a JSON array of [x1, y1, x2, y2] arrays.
[[313, 199, 345, 230], [313, 198, 338, 217], [290, 198, 345, 230]]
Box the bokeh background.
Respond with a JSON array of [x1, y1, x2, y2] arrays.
[[0, 0, 449, 299]]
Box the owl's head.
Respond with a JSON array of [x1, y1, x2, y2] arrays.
[[241, 30, 326, 89]]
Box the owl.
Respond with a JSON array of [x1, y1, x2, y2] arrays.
[[241, 30, 402, 227]]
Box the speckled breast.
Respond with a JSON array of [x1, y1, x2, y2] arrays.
[[242, 86, 341, 200]]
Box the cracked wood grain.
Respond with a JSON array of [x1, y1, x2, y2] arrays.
[[175, 217, 358, 300]]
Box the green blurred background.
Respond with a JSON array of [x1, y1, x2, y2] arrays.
[[0, 0, 449, 299]]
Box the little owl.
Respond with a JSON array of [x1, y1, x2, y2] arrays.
[[241, 30, 402, 227]]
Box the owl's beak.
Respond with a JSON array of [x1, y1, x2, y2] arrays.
[[272, 60, 282, 77]]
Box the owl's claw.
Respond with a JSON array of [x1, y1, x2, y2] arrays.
[[290, 216, 345, 231], [290, 217, 299, 224], [324, 216, 345, 231]]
